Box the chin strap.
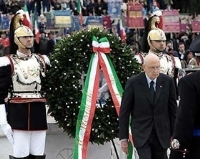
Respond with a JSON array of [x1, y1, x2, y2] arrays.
[[150, 42, 164, 54]]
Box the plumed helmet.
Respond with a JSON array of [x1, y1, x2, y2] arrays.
[[14, 22, 33, 38], [147, 29, 166, 43], [9, 12, 33, 54], [140, 14, 166, 53]]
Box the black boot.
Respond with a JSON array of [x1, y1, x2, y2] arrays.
[[9, 155, 29, 159], [28, 154, 46, 159]]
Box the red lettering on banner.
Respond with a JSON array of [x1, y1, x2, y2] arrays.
[[191, 21, 200, 32]]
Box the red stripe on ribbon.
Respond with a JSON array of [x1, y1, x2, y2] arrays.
[[82, 58, 100, 159], [98, 55, 120, 116], [93, 47, 110, 54]]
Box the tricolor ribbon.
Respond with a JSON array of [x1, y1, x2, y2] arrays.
[[74, 36, 135, 159]]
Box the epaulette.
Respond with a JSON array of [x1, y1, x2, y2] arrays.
[[0, 56, 10, 67]]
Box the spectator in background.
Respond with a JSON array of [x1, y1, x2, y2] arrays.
[[151, 0, 160, 13], [95, 0, 103, 16], [61, 0, 70, 10], [38, 14, 47, 34], [27, 0, 35, 14], [0, 0, 6, 14], [17, 0, 25, 9], [141, 1, 147, 18], [46, 31, 56, 56], [130, 45, 139, 57], [69, 0, 78, 15], [180, 33, 190, 50], [53, 0, 62, 10], [172, 33, 180, 52], [111, 27, 119, 39], [101, 0, 108, 15], [81, 0, 88, 16], [42, 0, 51, 12], [183, 50, 197, 68], [174, 42, 187, 68], [121, 0, 127, 16], [36, 32, 48, 55], [0, 31, 10, 49], [87, 0, 96, 15], [35, 0, 42, 16]]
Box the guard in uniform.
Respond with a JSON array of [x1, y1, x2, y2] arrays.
[[170, 35, 200, 159], [135, 15, 182, 77], [0, 11, 50, 159]]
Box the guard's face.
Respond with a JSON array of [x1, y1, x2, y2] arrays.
[[151, 40, 166, 52], [19, 36, 34, 48], [143, 61, 160, 80]]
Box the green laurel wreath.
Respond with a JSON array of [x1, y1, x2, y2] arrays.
[[43, 28, 141, 144]]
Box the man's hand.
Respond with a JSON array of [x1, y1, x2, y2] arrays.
[[121, 140, 128, 155], [171, 139, 180, 149], [1, 124, 14, 144]]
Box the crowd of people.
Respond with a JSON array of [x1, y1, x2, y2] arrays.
[[0, 0, 108, 16]]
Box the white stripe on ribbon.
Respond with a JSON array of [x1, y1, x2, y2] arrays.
[[78, 53, 99, 158], [100, 53, 122, 105]]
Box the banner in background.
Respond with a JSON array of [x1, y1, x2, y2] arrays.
[[0, 14, 9, 30], [162, 10, 180, 33], [54, 10, 72, 28], [85, 16, 103, 30], [107, 0, 122, 18], [191, 21, 200, 32], [127, 4, 144, 28]]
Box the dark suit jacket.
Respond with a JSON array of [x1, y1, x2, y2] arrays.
[[172, 71, 200, 150], [119, 72, 177, 149], [46, 39, 55, 56]]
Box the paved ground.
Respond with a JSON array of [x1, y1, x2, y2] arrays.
[[0, 123, 113, 159], [0, 114, 118, 159]]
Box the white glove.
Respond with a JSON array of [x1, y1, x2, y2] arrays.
[[0, 104, 14, 144], [171, 139, 180, 149], [1, 124, 14, 144]]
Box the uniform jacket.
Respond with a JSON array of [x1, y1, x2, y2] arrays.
[[0, 53, 50, 131], [119, 72, 177, 149], [173, 71, 200, 149]]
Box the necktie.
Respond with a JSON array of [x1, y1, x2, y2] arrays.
[[150, 81, 155, 103]]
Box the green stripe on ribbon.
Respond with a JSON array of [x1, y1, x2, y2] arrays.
[[74, 53, 95, 159]]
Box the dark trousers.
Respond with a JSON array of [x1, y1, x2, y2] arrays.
[[170, 137, 200, 159], [136, 128, 167, 159]]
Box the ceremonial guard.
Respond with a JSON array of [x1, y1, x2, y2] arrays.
[[170, 35, 200, 159], [0, 11, 50, 159], [135, 14, 182, 77]]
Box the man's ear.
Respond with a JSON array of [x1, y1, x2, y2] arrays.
[[142, 64, 145, 71]]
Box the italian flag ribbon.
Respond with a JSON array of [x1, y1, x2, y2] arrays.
[[74, 36, 135, 159]]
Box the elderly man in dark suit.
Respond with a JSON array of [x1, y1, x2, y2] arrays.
[[119, 53, 177, 159], [170, 35, 200, 159]]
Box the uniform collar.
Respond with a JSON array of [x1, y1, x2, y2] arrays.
[[149, 50, 163, 57], [16, 51, 32, 60]]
